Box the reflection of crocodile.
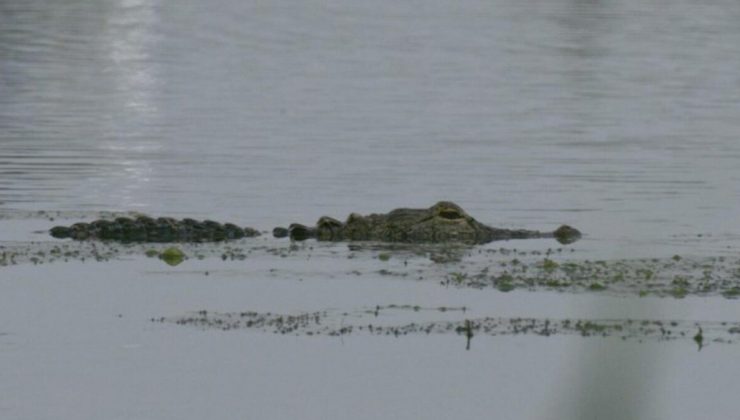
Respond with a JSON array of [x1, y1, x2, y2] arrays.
[[50, 216, 260, 242], [274, 201, 581, 245]]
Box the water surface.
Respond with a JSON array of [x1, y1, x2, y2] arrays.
[[2, 0, 740, 419]]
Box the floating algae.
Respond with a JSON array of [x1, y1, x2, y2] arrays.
[[156, 307, 740, 346], [159, 247, 186, 266], [3, 236, 740, 299], [449, 255, 740, 299]]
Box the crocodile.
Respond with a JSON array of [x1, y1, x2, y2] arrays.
[[273, 201, 581, 245], [49, 216, 260, 243]]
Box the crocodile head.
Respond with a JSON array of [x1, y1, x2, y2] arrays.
[[398, 201, 493, 242], [283, 201, 581, 244], [337, 201, 492, 243]]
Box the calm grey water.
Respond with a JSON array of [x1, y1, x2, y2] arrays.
[[2, 1, 740, 419], [3, 0, 740, 243]]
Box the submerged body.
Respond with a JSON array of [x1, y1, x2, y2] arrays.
[[276, 201, 581, 245], [50, 216, 260, 243]]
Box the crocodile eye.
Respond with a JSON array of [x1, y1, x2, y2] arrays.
[[439, 210, 462, 220]]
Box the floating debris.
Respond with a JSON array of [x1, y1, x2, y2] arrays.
[[156, 308, 740, 346], [448, 256, 740, 298], [694, 326, 704, 350], [159, 247, 186, 266], [2, 235, 740, 299]]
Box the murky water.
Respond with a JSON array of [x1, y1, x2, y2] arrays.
[[2, 0, 740, 419]]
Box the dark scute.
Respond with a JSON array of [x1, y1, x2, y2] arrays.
[[288, 224, 312, 241], [223, 223, 245, 239], [243, 227, 260, 237], [50, 226, 72, 238], [114, 217, 134, 225], [203, 220, 222, 229], [273, 227, 289, 238], [48, 216, 260, 243]]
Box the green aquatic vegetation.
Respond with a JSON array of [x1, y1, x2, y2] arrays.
[[495, 273, 515, 292], [135, 307, 740, 344], [671, 287, 688, 299], [588, 282, 606, 291], [6, 229, 740, 301], [545, 279, 567, 288], [700, 283, 715, 293], [377, 253, 391, 261], [672, 275, 690, 287], [542, 258, 558, 272], [574, 321, 609, 336], [448, 272, 468, 284], [636, 268, 654, 281], [497, 283, 515, 293], [722, 287, 740, 299], [560, 262, 580, 274], [159, 247, 186, 266], [433, 254, 740, 298]]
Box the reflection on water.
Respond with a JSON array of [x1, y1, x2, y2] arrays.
[[105, 0, 160, 116], [0, 0, 164, 208], [100, 0, 161, 207]]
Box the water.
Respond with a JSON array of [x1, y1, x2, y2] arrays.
[[2, 0, 740, 419]]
